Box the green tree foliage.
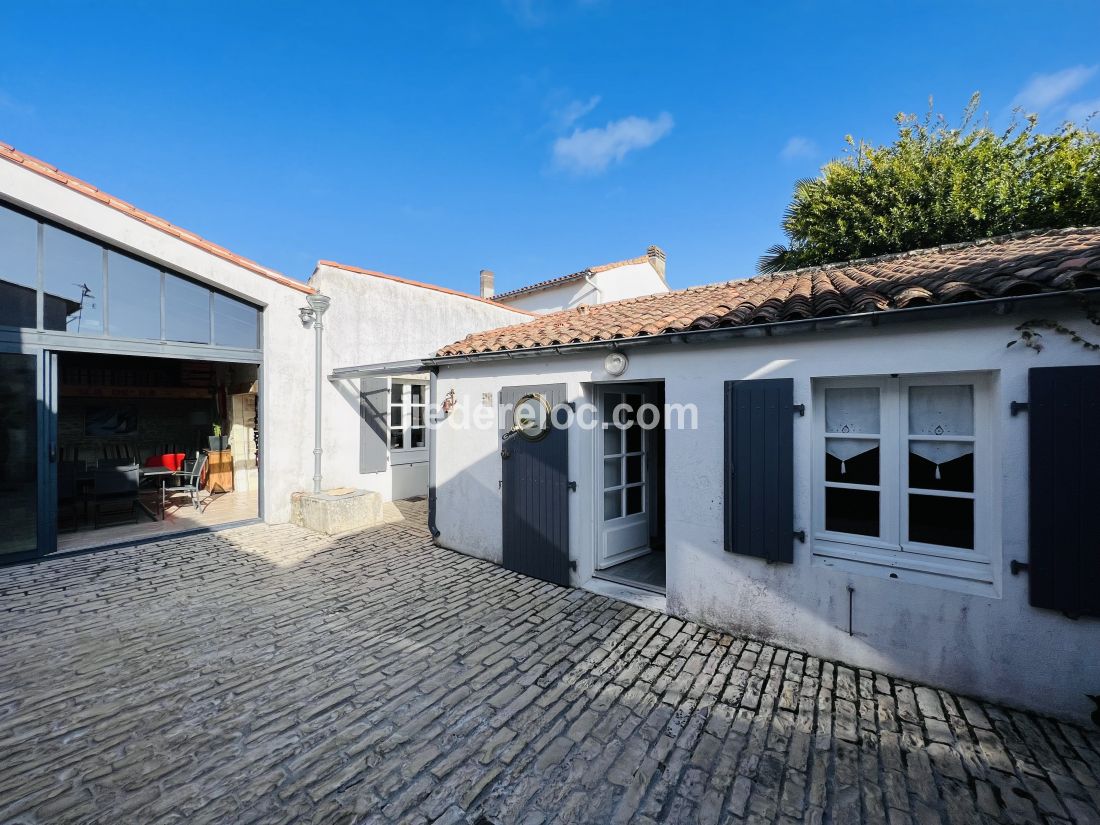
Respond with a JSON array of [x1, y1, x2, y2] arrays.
[[759, 94, 1100, 273]]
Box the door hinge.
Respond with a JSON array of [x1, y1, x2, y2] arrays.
[[794, 530, 806, 543], [1010, 401, 1029, 416], [567, 481, 577, 492], [1009, 559, 1029, 575], [569, 559, 577, 571], [793, 404, 805, 417]]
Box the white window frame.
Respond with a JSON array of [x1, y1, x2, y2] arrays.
[[389, 379, 428, 465], [811, 372, 998, 593]]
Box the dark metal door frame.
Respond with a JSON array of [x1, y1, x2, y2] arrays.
[[0, 344, 57, 561]]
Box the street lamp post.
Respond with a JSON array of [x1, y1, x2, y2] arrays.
[[298, 293, 331, 494]]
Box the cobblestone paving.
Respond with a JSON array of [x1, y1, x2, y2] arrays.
[[2, 500, 1099, 825]]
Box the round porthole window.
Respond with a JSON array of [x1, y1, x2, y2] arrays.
[[513, 393, 552, 441]]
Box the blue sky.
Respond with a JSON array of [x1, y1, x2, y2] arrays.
[[2, 1, 1099, 295]]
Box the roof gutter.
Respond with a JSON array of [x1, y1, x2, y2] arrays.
[[423, 288, 1100, 369]]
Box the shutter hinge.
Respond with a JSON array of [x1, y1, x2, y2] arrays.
[[1010, 401, 1029, 416], [793, 404, 805, 417], [567, 481, 577, 492], [1009, 560, 1029, 575], [794, 530, 806, 543], [569, 559, 577, 571]]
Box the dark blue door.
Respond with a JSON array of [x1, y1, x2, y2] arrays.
[[500, 383, 570, 586]]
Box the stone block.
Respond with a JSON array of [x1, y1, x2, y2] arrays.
[[290, 488, 383, 535]]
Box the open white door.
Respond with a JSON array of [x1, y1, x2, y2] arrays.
[[597, 386, 650, 568]]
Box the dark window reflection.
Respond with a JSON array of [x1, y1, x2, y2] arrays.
[[107, 252, 161, 340], [212, 293, 259, 349], [825, 445, 879, 485], [909, 449, 974, 493], [909, 495, 973, 549], [626, 485, 643, 515], [164, 274, 210, 344], [825, 487, 879, 536], [42, 225, 103, 334], [625, 421, 642, 453], [0, 205, 38, 329], [0, 352, 38, 554]]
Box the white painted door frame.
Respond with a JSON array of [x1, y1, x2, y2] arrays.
[[595, 383, 651, 569]]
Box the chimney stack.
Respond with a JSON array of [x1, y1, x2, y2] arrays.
[[647, 245, 667, 279], [480, 269, 495, 299]]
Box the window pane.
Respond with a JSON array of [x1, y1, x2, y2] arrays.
[[0, 205, 38, 329], [411, 384, 423, 403], [42, 225, 103, 334], [825, 487, 879, 536], [164, 274, 210, 343], [825, 387, 879, 434], [411, 427, 425, 448], [212, 293, 258, 349], [604, 490, 622, 520], [909, 385, 973, 436], [604, 457, 621, 488], [390, 405, 403, 427], [603, 423, 621, 456], [909, 443, 974, 492], [909, 494, 973, 549], [107, 251, 161, 340], [390, 428, 404, 449], [825, 440, 878, 485], [626, 485, 644, 515], [625, 421, 642, 453], [626, 454, 643, 485], [412, 405, 423, 427]]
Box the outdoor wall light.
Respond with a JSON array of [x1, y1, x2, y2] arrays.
[[604, 350, 628, 377], [298, 306, 315, 327]]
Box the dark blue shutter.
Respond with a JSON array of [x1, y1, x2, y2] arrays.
[[359, 377, 389, 474], [725, 378, 794, 563], [1027, 366, 1100, 617]]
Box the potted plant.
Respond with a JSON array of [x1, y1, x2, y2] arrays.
[[208, 423, 229, 451]]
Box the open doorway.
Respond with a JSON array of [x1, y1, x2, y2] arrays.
[[593, 382, 666, 593], [54, 352, 260, 552]]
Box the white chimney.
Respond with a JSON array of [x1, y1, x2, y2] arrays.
[[480, 269, 495, 298], [647, 245, 667, 279]]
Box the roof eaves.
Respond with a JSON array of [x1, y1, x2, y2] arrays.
[[0, 141, 314, 295], [315, 260, 537, 315]]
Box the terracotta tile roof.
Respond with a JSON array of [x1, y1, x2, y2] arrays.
[[0, 141, 314, 295], [315, 261, 536, 315], [437, 227, 1100, 356], [493, 252, 653, 301]]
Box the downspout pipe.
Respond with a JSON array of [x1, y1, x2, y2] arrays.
[[427, 368, 441, 539], [305, 293, 331, 494]]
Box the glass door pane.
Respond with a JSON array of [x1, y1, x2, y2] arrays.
[[0, 352, 39, 554]]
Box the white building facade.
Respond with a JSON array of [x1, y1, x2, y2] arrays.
[[488, 246, 669, 313], [429, 232, 1100, 723], [0, 143, 528, 560]]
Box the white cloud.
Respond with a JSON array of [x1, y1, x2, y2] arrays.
[[1065, 97, 1100, 125], [1012, 65, 1098, 112], [780, 136, 818, 161], [554, 95, 601, 130], [552, 112, 674, 174]]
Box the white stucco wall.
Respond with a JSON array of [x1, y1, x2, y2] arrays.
[[498, 260, 668, 314], [310, 263, 530, 500], [432, 310, 1100, 722], [0, 157, 314, 525]]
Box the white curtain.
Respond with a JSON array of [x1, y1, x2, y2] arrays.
[[825, 387, 879, 474], [909, 385, 973, 478]]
